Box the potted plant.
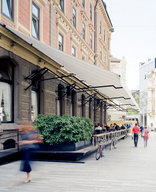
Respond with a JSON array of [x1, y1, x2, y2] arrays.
[[34, 114, 94, 151]]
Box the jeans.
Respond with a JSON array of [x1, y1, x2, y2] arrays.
[[134, 133, 139, 147]]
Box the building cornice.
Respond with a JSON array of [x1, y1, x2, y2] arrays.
[[97, 0, 112, 29], [37, 0, 47, 6], [56, 16, 68, 34], [99, 35, 108, 52], [72, 0, 80, 8], [89, 23, 94, 33], [80, 10, 88, 22]]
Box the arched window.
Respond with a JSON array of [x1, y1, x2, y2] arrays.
[[81, 94, 85, 117], [57, 84, 65, 116], [31, 89, 39, 122], [0, 59, 13, 122], [89, 98, 92, 119], [31, 71, 40, 122], [71, 90, 77, 116]]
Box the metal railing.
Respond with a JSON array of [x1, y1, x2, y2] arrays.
[[93, 128, 130, 146]]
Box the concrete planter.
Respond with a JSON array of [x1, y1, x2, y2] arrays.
[[39, 140, 91, 151]]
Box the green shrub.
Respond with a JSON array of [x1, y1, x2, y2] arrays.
[[34, 114, 94, 145]]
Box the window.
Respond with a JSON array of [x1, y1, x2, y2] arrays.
[[73, 7, 76, 28], [0, 59, 13, 122], [104, 54, 106, 64], [31, 70, 40, 122], [89, 98, 92, 119], [82, 0, 85, 8], [59, 0, 64, 12], [58, 33, 64, 51], [32, 2, 40, 39], [100, 48, 102, 60], [100, 21, 102, 34], [90, 33, 92, 49], [90, 3, 92, 21], [82, 56, 85, 61], [81, 94, 85, 117], [2, 0, 14, 20], [72, 46, 76, 57], [82, 22, 85, 40], [108, 38, 110, 50], [31, 90, 38, 122], [57, 84, 65, 116], [71, 90, 76, 116], [104, 30, 105, 42]]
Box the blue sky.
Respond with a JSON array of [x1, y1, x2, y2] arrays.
[[104, 0, 156, 90]]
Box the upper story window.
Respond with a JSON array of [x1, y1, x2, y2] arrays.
[[72, 46, 76, 57], [32, 3, 40, 39], [90, 33, 92, 49], [82, 0, 85, 8], [90, 3, 92, 21], [100, 21, 102, 34], [104, 54, 106, 64], [100, 48, 102, 60], [59, 0, 64, 12], [108, 38, 110, 50], [73, 7, 76, 28], [104, 30, 105, 42], [0, 59, 13, 122], [2, 0, 14, 20], [82, 22, 85, 40], [58, 33, 64, 51]]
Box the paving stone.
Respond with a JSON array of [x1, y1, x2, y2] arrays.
[[0, 133, 156, 192]]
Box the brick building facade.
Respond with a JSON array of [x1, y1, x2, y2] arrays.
[[0, 0, 134, 150]]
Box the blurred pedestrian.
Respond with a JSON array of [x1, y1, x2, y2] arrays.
[[132, 123, 140, 147], [142, 126, 149, 147], [18, 122, 42, 183], [140, 125, 143, 137]]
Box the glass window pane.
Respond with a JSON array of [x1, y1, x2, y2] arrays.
[[32, 4, 39, 18], [58, 34, 63, 51], [57, 100, 61, 116], [0, 82, 12, 122], [32, 3, 39, 39], [2, 0, 12, 19], [31, 90, 38, 122], [72, 46, 76, 56], [32, 18, 38, 38], [59, 0, 64, 12]]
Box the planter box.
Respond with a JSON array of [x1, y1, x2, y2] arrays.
[[39, 140, 91, 151]]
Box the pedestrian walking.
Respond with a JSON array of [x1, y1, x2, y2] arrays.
[[140, 126, 143, 137], [132, 123, 140, 147], [142, 126, 149, 147], [18, 123, 42, 183]]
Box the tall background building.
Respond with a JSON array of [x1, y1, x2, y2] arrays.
[[139, 58, 156, 127]]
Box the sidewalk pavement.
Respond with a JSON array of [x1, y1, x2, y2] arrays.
[[0, 132, 156, 192]]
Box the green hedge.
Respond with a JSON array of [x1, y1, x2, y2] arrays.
[[34, 114, 94, 145]]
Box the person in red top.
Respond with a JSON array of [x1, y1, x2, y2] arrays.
[[132, 123, 140, 147]]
